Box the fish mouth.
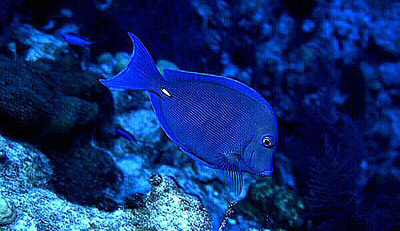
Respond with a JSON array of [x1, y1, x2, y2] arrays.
[[244, 149, 274, 177], [244, 150, 273, 176], [245, 166, 273, 177]]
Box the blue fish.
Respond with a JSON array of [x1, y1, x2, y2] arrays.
[[60, 32, 93, 47], [115, 127, 138, 144], [100, 33, 278, 194]]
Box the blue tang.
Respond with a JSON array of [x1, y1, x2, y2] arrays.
[[100, 33, 278, 194]]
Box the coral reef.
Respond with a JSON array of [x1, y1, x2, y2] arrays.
[[116, 109, 161, 147], [0, 134, 53, 192], [0, 0, 399, 230], [132, 174, 212, 231], [318, 0, 371, 64], [0, 134, 212, 230], [238, 178, 305, 231], [113, 140, 255, 229], [50, 145, 124, 211], [0, 54, 113, 149], [370, 1, 400, 57], [379, 61, 400, 87], [7, 188, 137, 231], [96, 52, 130, 77], [13, 23, 68, 62], [117, 155, 152, 195], [0, 196, 16, 226], [0, 52, 121, 208]]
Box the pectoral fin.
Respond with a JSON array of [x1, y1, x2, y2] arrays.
[[216, 152, 244, 196]]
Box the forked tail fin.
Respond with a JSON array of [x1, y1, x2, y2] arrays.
[[99, 32, 162, 94]]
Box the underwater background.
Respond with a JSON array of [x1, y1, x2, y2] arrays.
[[0, 0, 399, 230]]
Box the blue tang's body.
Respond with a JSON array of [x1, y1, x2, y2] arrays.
[[100, 33, 278, 194]]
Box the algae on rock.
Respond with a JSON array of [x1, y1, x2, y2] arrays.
[[132, 174, 213, 231], [238, 178, 305, 230]]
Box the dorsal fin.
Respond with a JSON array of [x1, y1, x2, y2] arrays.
[[163, 69, 272, 108]]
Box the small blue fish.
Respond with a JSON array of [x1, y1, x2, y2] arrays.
[[115, 127, 138, 144], [100, 33, 278, 194], [60, 32, 93, 47]]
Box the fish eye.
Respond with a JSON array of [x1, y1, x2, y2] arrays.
[[261, 136, 274, 148]]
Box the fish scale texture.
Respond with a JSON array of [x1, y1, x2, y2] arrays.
[[154, 80, 266, 165]]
